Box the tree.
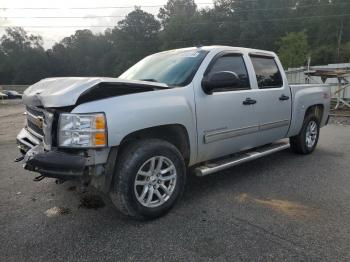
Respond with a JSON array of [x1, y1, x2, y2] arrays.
[[278, 32, 310, 69], [340, 42, 350, 63], [158, 0, 199, 49], [211, 0, 294, 49], [108, 8, 161, 74], [1, 1, 350, 84], [50, 29, 112, 76], [0, 27, 43, 54], [158, 0, 197, 26], [0, 27, 49, 84]]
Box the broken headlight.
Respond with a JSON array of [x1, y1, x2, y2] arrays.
[[58, 113, 107, 148]]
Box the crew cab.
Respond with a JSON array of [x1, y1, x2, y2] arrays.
[[16, 46, 331, 220]]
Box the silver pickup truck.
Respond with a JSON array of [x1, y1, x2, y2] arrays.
[[16, 46, 330, 220]]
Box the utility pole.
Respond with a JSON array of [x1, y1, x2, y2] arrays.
[[336, 19, 343, 62]]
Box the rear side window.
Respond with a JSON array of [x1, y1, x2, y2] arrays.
[[250, 55, 283, 89], [207, 54, 250, 91]]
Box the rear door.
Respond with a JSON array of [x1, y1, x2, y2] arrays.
[[248, 54, 292, 144]]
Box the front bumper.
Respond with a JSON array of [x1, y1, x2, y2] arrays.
[[24, 145, 86, 179], [17, 127, 111, 181], [17, 123, 86, 179]]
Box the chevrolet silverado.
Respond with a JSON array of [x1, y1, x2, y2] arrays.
[[16, 46, 331, 219]]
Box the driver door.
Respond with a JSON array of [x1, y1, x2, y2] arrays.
[[194, 52, 261, 162]]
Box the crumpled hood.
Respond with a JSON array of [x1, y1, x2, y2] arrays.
[[22, 77, 169, 108]]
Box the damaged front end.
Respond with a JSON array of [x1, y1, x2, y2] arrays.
[[16, 77, 166, 189], [24, 145, 86, 179], [16, 104, 113, 191]]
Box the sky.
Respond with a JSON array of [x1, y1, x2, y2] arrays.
[[0, 0, 213, 49]]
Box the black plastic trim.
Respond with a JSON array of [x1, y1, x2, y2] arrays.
[[76, 82, 169, 105], [25, 150, 86, 179]]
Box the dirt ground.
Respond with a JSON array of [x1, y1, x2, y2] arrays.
[[0, 100, 24, 143]]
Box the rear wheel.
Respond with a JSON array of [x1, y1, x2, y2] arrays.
[[290, 114, 320, 154], [110, 139, 186, 220]]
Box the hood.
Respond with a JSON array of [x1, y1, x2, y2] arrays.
[[22, 77, 169, 108]]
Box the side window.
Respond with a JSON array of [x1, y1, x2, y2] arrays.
[[250, 55, 283, 89], [207, 54, 250, 91]]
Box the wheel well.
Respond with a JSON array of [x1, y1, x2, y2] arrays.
[[305, 104, 324, 123], [118, 124, 191, 165]]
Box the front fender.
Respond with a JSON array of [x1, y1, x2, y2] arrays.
[[72, 86, 197, 164]]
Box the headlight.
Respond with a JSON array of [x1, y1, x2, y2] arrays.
[[58, 113, 107, 148]]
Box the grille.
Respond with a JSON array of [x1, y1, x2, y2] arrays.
[[26, 106, 44, 118], [26, 106, 44, 138], [27, 119, 44, 136]]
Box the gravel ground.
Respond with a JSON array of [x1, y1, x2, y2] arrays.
[[1, 102, 350, 261], [0, 101, 24, 143], [329, 115, 350, 125]]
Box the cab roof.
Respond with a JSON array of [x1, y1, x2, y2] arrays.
[[165, 45, 277, 57]]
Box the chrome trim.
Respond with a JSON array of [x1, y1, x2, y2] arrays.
[[27, 126, 44, 139], [25, 106, 45, 141], [204, 119, 290, 144], [259, 119, 290, 131], [27, 111, 44, 130], [17, 128, 41, 150], [204, 125, 259, 144], [17, 139, 34, 150], [42, 111, 53, 150], [195, 142, 290, 176]]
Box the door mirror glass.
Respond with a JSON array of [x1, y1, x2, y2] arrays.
[[202, 71, 239, 94]]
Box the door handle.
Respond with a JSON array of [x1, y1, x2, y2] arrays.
[[279, 94, 290, 101], [243, 98, 257, 105]]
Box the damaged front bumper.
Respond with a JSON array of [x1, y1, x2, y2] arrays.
[[16, 127, 112, 182], [17, 128, 41, 154], [24, 144, 86, 179]]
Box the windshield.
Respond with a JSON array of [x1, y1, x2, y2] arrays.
[[119, 49, 208, 87]]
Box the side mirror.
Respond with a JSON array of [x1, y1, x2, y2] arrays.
[[202, 71, 240, 94]]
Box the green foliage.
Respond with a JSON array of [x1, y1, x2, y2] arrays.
[[50, 29, 113, 76], [112, 8, 161, 74], [0, 27, 48, 84], [340, 42, 350, 63], [158, 0, 197, 26], [1, 0, 350, 84], [278, 32, 310, 69]]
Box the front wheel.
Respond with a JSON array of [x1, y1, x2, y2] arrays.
[[110, 139, 186, 220], [290, 114, 320, 154]]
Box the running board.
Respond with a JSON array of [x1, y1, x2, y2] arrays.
[[194, 141, 290, 177]]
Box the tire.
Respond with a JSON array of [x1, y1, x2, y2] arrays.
[[110, 139, 186, 220], [290, 114, 320, 154]]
